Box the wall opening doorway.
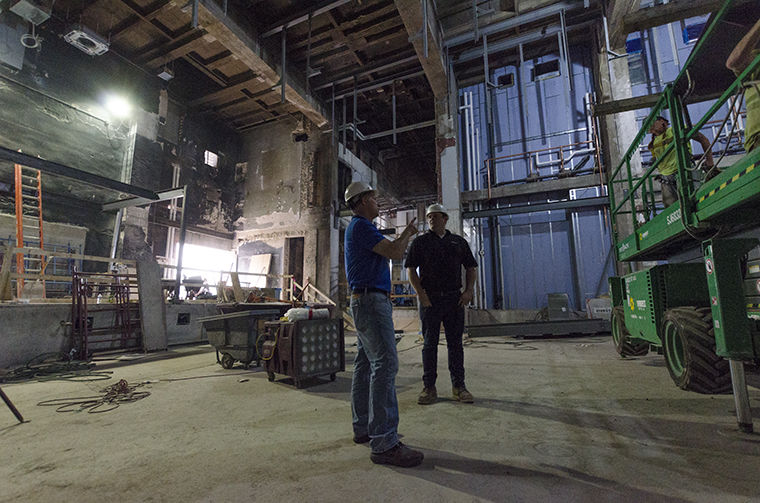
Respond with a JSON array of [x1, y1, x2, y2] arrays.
[[285, 237, 304, 287]]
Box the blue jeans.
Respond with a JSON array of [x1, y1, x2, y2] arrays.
[[421, 293, 465, 388], [350, 292, 399, 454]]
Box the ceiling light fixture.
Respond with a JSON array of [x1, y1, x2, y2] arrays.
[[105, 95, 132, 120], [64, 24, 109, 56]]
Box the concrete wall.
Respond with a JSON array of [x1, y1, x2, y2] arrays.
[[0, 301, 223, 368], [236, 117, 335, 298], [0, 304, 70, 368], [166, 302, 218, 346]]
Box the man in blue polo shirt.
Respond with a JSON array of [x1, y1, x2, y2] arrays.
[[406, 203, 478, 405], [344, 180, 423, 468]]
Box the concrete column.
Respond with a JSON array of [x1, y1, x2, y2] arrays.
[[435, 98, 462, 234], [592, 30, 641, 274], [328, 148, 340, 302]]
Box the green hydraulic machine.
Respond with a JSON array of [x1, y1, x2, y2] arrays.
[[607, 0, 760, 433]]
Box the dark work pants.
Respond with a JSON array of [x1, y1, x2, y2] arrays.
[[420, 293, 465, 388]]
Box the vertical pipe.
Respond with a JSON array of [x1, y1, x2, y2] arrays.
[[191, 0, 198, 28], [353, 75, 358, 148], [468, 92, 476, 191], [174, 185, 188, 301], [472, 0, 478, 43], [648, 27, 664, 92], [342, 96, 347, 146], [331, 83, 336, 146], [281, 27, 287, 104], [567, 207, 583, 310], [306, 13, 312, 95], [560, 9, 573, 94], [474, 127, 481, 190], [518, 44, 529, 156], [109, 208, 123, 274], [422, 0, 428, 59], [730, 360, 754, 433], [664, 4, 681, 68], [464, 92, 473, 190], [392, 81, 397, 145]]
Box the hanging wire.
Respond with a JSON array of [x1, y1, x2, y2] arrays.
[[20, 23, 41, 49]]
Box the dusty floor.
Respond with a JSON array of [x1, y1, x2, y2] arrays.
[[1, 333, 759, 503]]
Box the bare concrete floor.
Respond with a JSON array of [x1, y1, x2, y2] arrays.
[[1, 334, 759, 503]]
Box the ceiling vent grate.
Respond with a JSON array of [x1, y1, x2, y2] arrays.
[[64, 24, 109, 56]]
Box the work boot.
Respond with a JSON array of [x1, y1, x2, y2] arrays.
[[452, 386, 474, 403], [353, 433, 370, 444], [417, 386, 437, 405], [370, 442, 424, 467]]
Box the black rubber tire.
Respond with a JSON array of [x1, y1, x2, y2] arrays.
[[661, 306, 731, 394], [330, 373, 336, 382], [611, 306, 649, 357], [220, 353, 235, 369]]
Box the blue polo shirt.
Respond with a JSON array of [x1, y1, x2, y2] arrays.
[[345, 215, 390, 292]]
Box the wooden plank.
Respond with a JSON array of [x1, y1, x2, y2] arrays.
[[10, 246, 136, 265], [593, 93, 661, 116], [230, 272, 245, 302], [0, 245, 13, 301]]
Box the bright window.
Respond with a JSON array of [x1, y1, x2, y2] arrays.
[[204, 150, 218, 167]]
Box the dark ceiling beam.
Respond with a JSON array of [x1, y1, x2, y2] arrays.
[[201, 50, 234, 70], [394, 0, 448, 99], [0, 147, 158, 201], [114, 0, 175, 41], [454, 19, 595, 64], [328, 69, 425, 101], [260, 0, 354, 37], [195, 0, 328, 127], [139, 30, 207, 67], [109, 0, 174, 40], [313, 53, 419, 90], [293, 16, 403, 64], [189, 77, 262, 107], [182, 53, 228, 86], [324, 11, 365, 67], [614, 0, 725, 47], [444, 1, 581, 48]]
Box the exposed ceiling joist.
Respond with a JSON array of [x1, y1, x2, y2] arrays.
[[195, 0, 327, 127], [261, 0, 354, 37], [110, 0, 174, 40], [394, 0, 448, 99]]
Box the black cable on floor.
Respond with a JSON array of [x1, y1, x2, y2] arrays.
[[37, 379, 149, 413]]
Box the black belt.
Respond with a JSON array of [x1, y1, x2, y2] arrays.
[[427, 290, 461, 297], [352, 287, 389, 295]]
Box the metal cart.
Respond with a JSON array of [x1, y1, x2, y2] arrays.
[[199, 307, 284, 369]]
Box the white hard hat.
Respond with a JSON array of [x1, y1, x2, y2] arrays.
[[344, 181, 374, 203], [425, 203, 447, 217]]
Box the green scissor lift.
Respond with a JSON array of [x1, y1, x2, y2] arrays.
[[607, 0, 760, 433]]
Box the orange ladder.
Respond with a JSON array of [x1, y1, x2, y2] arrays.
[[14, 163, 45, 298]]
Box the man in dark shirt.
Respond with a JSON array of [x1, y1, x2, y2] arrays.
[[405, 203, 478, 405], [344, 180, 423, 468]]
